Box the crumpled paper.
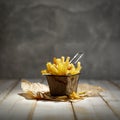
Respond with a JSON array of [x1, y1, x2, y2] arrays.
[[19, 79, 104, 101]]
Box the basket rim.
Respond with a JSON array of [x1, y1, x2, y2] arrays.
[[42, 73, 80, 77]]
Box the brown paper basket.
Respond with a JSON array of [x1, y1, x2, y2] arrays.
[[45, 73, 80, 96]]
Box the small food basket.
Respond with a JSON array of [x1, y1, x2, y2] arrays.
[[42, 52, 83, 96], [45, 73, 80, 96]]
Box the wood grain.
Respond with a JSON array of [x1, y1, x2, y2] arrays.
[[0, 79, 120, 120], [0, 79, 19, 103], [33, 101, 74, 120], [89, 80, 120, 120], [0, 79, 36, 120]]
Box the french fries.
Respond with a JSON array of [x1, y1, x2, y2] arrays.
[[41, 56, 82, 75], [69, 92, 81, 99]]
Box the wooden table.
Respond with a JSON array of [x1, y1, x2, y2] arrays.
[[0, 79, 120, 120]]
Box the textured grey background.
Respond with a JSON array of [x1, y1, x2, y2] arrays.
[[0, 0, 120, 79]]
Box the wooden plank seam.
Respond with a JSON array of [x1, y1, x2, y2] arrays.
[[0, 80, 20, 104]]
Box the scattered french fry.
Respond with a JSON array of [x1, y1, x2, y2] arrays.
[[69, 92, 80, 99]]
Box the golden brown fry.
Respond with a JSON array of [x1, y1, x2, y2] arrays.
[[46, 62, 52, 73], [69, 92, 80, 99], [61, 56, 65, 63], [41, 70, 47, 74], [57, 63, 64, 75], [41, 56, 82, 75], [53, 57, 57, 64], [66, 56, 70, 63], [76, 62, 81, 71], [50, 64, 59, 75]]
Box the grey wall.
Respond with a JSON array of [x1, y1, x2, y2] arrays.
[[0, 0, 120, 79]]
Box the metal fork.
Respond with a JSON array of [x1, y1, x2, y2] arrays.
[[70, 52, 84, 64]]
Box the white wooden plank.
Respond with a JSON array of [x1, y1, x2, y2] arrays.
[[89, 80, 120, 101], [0, 79, 19, 103], [33, 101, 75, 120], [78, 79, 89, 84], [111, 80, 120, 83], [77, 79, 91, 92], [21, 78, 74, 120], [88, 80, 120, 120], [72, 96, 118, 120], [108, 101, 120, 119], [0, 79, 5, 84], [21, 78, 43, 83], [110, 79, 120, 88], [1, 79, 119, 120], [0, 80, 36, 120]]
